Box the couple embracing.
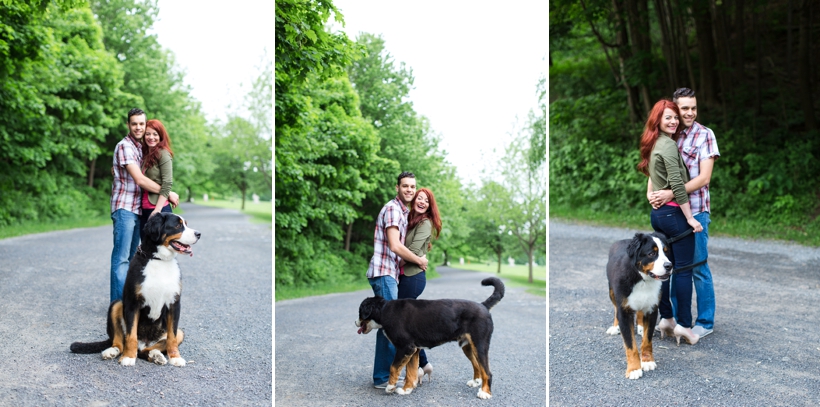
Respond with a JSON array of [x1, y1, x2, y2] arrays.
[[365, 171, 442, 389]]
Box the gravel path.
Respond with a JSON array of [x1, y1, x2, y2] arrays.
[[549, 219, 820, 406], [275, 266, 547, 406], [0, 203, 272, 406]]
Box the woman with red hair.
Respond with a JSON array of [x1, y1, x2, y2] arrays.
[[398, 187, 442, 382], [639, 99, 702, 346], [139, 119, 175, 229]]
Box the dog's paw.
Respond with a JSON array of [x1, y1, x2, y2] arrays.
[[641, 361, 656, 371], [169, 357, 186, 367], [120, 357, 136, 366], [637, 325, 644, 336], [605, 326, 620, 335], [396, 387, 413, 395], [148, 350, 167, 365], [477, 390, 492, 399], [385, 384, 396, 393], [626, 369, 643, 379], [467, 378, 482, 388], [101, 347, 120, 360]]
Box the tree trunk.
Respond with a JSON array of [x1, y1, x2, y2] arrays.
[[496, 249, 502, 274], [625, 0, 653, 112], [734, 0, 745, 85], [797, 0, 817, 130], [344, 222, 353, 252], [87, 157, 96, 188], [709, 0, 732, 105], [693, 0, 718, 106], [654, 0, 678, 91], [612, 0, 641, 123], [672, 0, 697, 89], [241, 185, 246, 210], [527, 248, 534, 284], [441, 250, 448, 266]]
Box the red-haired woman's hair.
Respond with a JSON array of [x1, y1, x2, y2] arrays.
[[407, 188, 442, 247], [142, 119, 174, 170], [637, 99, 681, 176]]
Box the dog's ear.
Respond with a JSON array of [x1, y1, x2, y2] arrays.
[[142, 212, 166, 244], [627, 233, 643, 259]]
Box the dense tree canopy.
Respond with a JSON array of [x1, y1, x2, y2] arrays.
[[550, 0, 820, 238]]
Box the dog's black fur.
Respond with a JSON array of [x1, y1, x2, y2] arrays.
[[70, 212, 200, 367], [355, 277, 504, 399], [605, 232, 672, 379]]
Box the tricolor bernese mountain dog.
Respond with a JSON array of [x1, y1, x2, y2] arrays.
[[355, 277, 504, 399], [70, 212, 200, 366], [605, 232, 672, 379]]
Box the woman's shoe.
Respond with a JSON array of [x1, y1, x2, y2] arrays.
[[674, 324, 700, 346], [420, 363, 433, 384], [658, 318, 676, 339]]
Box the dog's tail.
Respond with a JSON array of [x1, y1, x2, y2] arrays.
[[70, 339, 112, 354], [480, 277, 505, 311]]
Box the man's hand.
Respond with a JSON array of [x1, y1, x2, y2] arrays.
[[648, 189, 674, 209], [417, 255, 428, 271], [169, 192, 180, 207]]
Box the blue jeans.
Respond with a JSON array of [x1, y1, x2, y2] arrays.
[[651, 205, 696, 328], [692, 212, 715, 329], [368, 275, 398, 385], [111, 209, 140, 303], [398, 272, 429, 368]]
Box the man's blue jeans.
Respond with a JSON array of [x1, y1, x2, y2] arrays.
[[368, 275, 398, 385], [692, 212, 715, 329], [111, 209, 140, 303]]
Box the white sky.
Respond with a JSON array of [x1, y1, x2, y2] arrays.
[[332, 0, 547, 186], [150, 0, 272, 124]]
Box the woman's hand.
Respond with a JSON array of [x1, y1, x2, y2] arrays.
[[649, 190, 674, 210], [687, 217, 703, 233], [150, 209, 161, 218]]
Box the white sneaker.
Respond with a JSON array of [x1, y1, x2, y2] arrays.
[[691, 325, 713, 338]]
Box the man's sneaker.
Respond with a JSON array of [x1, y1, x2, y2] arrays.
[[691, 325, 713, 338], [374, 377, 404, 389]]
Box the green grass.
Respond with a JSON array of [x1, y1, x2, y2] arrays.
[[0, 215, 111, 240], [275, 267, 443, 301], [550, 203, 820, 247], [194, 198, 272, 225], [449, 262, 546, 297]]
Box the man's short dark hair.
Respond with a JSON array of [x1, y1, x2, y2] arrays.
[[397, 171, 415, 186], [672, 88, 696, 102], [127, 108, 146, 123]]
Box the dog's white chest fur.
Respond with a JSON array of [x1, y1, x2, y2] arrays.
[[140, 258, 181, 321], [626, 278, 661, 313]]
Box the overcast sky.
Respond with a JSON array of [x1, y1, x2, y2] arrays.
[[150, 0, 272, 124], [332, 0, 547, 186]]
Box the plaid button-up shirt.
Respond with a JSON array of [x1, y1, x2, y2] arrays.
[[366, 197, 409, 281], [110, 134, 143, 215], [678, 121, 720, 215]]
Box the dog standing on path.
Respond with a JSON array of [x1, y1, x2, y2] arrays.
[[355, 277, 504, 399], [605, 232, 671, 379], [70, 212, 200, 366]]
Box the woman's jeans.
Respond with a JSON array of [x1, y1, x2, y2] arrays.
[[398, 272, 429, 368], [651, 205, 696, 328]]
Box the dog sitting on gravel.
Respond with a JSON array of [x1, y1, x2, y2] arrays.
[[355, 277, 504, 399], [70, 213, 200, 366]]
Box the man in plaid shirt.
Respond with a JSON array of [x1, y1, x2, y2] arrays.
[[367, 171, 429, 388], [648, 88, 720, 339], [110, 108, 179, 303]]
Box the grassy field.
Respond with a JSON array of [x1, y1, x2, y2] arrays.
[[194, 198, 272, 225], [274, 267, 443, 301], [0, 215, 111, 240], [448, 262, 546, 297]]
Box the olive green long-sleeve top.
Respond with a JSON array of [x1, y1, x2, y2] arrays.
[[142, 149, 173, 205], [649, 134, 690, 205], [403, 219, 432, 277]]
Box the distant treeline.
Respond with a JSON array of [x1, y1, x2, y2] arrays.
[[549, 0, 820, 238], [0, 0, 271, 227]]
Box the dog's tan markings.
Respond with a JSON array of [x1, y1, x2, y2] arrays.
[[121, 311, 140, 360], [623, 331, 642, 378], [641, 261, 655, 274], [388, 353, 414, 390], [400, 350, 420, 393], [460, 334, 481, 384], [609, 289, 620, 330], [165, 310, 182, 360], [164, 232, 183, 248], [110, 301, 125, 354]]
